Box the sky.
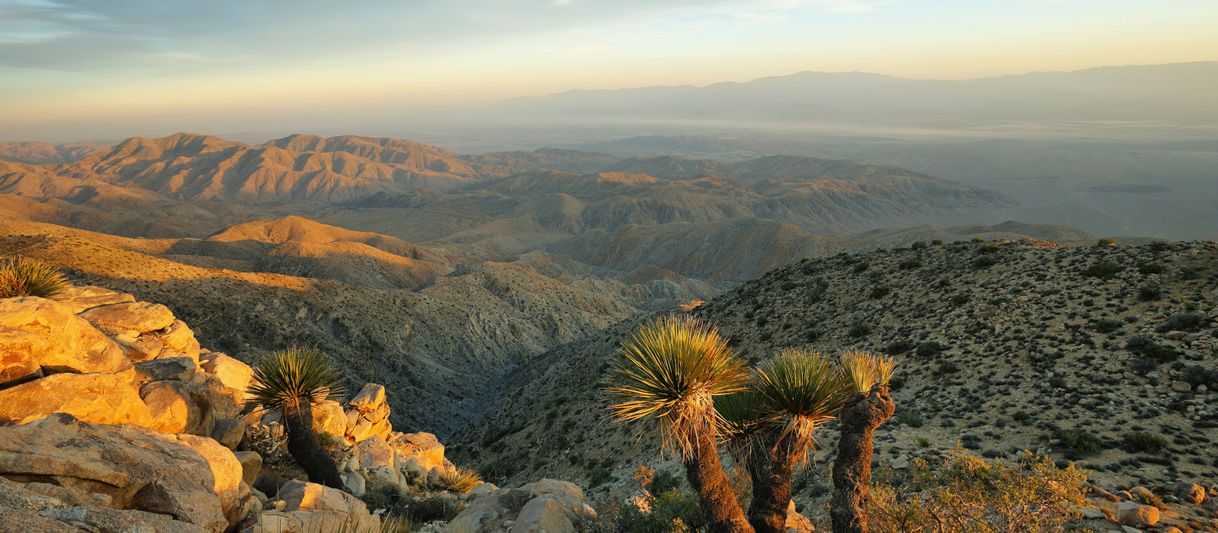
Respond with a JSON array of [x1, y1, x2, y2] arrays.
[[2, 0, 1217, 141]]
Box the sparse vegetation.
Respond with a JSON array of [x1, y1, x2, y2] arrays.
[[868, 450, 1086, 533], [0, 256, 68, 299], [431, 465, 483, 494], [898, 259, 922, 270]]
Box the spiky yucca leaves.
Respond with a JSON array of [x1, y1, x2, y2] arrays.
[[0, 256, 68, 299], [840, 350, 895, 394], [248, 347, 346, 416], [606, 315, 750, 458], [753, 349, 850, 455]]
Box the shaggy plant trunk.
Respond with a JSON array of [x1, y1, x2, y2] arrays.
[[283, 403, 345, 489], [830, 385, 895, 533], [683, 424, 754, 533], [746, 430, 804, 533]]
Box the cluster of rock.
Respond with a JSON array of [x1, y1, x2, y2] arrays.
[[443, 479, 597, 533], [0, 283, 603, 532], [0, 286, 384, 532], [1078, 483, 1217, 532]]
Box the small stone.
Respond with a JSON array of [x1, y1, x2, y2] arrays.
[[1171, 381, 1192, 393], [1174, 482, 1205, 504]]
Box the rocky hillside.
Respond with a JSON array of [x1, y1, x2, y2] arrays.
[[0, 219, 715, 436], [453, 240, 1218, 510], [0, 141, 108, 164]]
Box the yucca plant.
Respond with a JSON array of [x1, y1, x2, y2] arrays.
[[605, 315, 753, 532], [741, 350, 850, 533], [248, 347, 347, 488], [831, 350, 897, 533], [0, 256, 68, 299]]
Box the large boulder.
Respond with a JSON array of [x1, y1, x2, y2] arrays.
[[0, 413, 244, 532], [389, 432, 446, 472], [245, 480, 379, 533], [134, 356, 198, 383], [78, 301, 175, 336], [200, 351, 254, 403], [0, 297, 130, 386], [141, 379, 211, 435], [0, 369, 153, 427], [311, 400, 348, 439]]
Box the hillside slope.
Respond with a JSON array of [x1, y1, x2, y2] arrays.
[[453, 240, 1218, 498]]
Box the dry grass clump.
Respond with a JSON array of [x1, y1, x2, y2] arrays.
[[432, 465, 484, 494], [0, 256, 68, 298]]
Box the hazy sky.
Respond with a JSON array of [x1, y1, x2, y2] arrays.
[[2, 0, 1217, 140]]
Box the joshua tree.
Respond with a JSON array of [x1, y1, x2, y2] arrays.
[[605, 315, 753, 532], [0, 256, 67, 298], [723, 350, 850, 533], [831, 351, 897, 533], [248, 347, 347, 488]]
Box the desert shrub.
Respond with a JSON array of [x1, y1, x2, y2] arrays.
[[853, 262, 870, 273], [892, 408, 924, 428], [1054, 428, 1103, 458], [1096, 238, 1118, 247], [1181, 365, 1218, 387], [915, 342, 946, 358], [0, 256, 68, 298], [975, 243, 1000, 255], [1089, 319, 1123, 334], [898, 259, 923, 270], [935, 362, 960, 375], [588, 466, 613, 488], [780, 281, 798, 291], [910, 241, 928, 250], [1147, 241, 1170, 253], [1011, 410, 1032, 424], [1082, 260, 1122, 279], [868, 450, 1085, 533], [618, 488, 704, 533], [431, 466, 483, 494], [1137, 285, 1162, 301], [1137, 261, 1166, 275], [884, 340, 914, 355], [972, 255, 998, 269], [848, 321, 872, 338], [362, 482, 464, 524], [1121, 432, 1167, 454], [1126, 335, 1179, 362], [870, 286, 891, 299], [949, 294, 969, 307], [1158, 312, 1207, 332], [650, 469, 682, 495], [931, 239, 943, 246]]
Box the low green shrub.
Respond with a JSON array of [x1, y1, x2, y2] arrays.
[[1054, 428, 1103, 458], [1082, 261, 1122, 279], [1121, 432, 1167, 454]]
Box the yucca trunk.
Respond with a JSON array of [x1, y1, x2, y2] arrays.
[[830, 385, 895, 533], [746, 430, 804, 533], [683, 425, 754, 533], [283, 403, 345, 488]]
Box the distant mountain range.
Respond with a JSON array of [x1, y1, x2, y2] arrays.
[[490, 62, 1218, 127]]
